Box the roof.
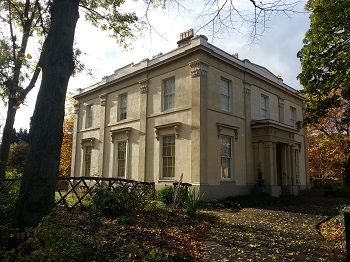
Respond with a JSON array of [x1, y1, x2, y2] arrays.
[[74, 35, 301, 99]]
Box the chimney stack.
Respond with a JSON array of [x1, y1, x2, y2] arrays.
[[177, 29, 194, 47]]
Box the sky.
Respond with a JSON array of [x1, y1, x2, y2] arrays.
[[0, 0, 310, 132]]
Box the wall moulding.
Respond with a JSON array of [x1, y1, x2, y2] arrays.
[[110, 127, 132, 142], [189, 59, 209, 78]]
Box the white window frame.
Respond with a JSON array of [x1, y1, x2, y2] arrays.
[[115, 140, 127, 178], [161, 135, 176, 179], [260, 94, 269, 120], [119, 93, 127, 121], [220, 135, 233, 180], [162, 78, 175, 111], [86, 104, 93, 128], [220, 79, 231, 112], [83, 145, 92, 176], [290, 106, 297, 127]]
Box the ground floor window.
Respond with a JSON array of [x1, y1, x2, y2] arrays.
[[220, 135, 232, 179], [117, 141, 127, 178], [162, 135, 175, 178], [84, 146, 92, 176]]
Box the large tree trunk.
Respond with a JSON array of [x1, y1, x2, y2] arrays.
[[13, 0, 80, 230], [0, 98, 17, 181]]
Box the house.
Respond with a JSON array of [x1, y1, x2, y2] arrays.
[[71, 29, 310, 199]]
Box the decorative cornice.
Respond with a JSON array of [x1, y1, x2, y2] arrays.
[[81, 138, 95, 149], [100, 93, 107, 106], [154, 122, 181, 140], [138, 78, 148, 93], [111, 127, 132, 142], [73, 103, 80, 114], [216, 123, 239, 141], [188, 59, 209, 78]]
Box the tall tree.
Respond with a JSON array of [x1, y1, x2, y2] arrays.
[[297, 0, 350, 125], [297, 0, 350, 183], [13, 0, 139, 230], [308, 107, 349, 187], [11, 0, 301, 229], [0, 0, 44, 180]]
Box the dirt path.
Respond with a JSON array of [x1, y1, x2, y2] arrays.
[[202, 190, 348, 261]]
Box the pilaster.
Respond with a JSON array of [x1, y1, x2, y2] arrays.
[[97, 93, 107, 177], [189, 59, 208, 184], [138, 78, 148, 181]]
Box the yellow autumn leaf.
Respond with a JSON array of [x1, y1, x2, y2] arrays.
[[26, 53, 32, 59]]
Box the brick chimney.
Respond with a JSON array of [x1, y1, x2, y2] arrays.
[[177, 29, 194, 47]]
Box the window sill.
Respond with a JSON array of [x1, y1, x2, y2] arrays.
[[158, 179, 175, 183]]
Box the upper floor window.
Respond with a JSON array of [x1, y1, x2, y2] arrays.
[[163, 78, 175, 111], [119, 93, 127, 121], [162, 135, 175, 178], [86, 104, 93, 128], [84, 146, 92, 176], [220, 79, 231, 111], [290, 107, 296, 127], [220, 135, 232, 179], [260, 94, 269, 119]]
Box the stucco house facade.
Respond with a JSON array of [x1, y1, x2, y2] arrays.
[[71, 30, 310, 199]]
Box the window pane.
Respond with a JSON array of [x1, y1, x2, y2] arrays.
[[162, 135, 175, 177], [163, 78, 175, 110], [260, 95, 268, 119], [86, 105, 93, 128], [220, 135, 232, 179], [84, 146, 92, 176], [117, 141, 127, 177], [119, 94, 127, 120], [220, 80, 230, 111]]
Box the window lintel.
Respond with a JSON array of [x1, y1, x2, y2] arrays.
[[217, 123, 239, 141], [154, 122, 181, 140], [111, 127, 132, 142], [81, 138, 95, 149]]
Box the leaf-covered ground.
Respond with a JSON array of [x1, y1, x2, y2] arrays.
[[202, 190, 347, 261], [16, 189, 347, 261]]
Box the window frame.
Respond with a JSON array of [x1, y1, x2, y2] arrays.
[[119, 93, 127, 121], [220, 135, 233, 180], [260, 94, 269, 120], [162, 77, 175, 111], [86, 104, 93, 128], [220, 78, 231, 112], [161, 135, 176, 179], [116, 140, 127, 178], [83, 145, 92, 176], [290, 106, 297, 127]]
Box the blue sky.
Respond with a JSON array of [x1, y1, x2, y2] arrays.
[[1, 0, 310, 131]]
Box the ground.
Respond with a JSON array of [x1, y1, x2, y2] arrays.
[[15, 189, 348, 261], [202, 190, 347, 261]]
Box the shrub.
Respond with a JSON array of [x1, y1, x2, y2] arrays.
[[157, 185, 174, 206], [93, 186, 130, 217], [182, 188, 201, 216], [206, 193, 280, 208], [144, 200, 168, 213], [143, 249, 171, 262]]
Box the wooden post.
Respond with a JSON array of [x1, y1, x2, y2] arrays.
[[344, 211, 350, 261]]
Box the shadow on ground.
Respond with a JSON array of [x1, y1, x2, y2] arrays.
[[202, 189, 348, 261]]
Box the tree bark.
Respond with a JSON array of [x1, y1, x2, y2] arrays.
[[0, 98, 17, 181], [13, 0, 80, 230]]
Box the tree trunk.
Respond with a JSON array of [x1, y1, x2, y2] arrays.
[[13, 0, 80, 230], [0, 98, 17, 181]]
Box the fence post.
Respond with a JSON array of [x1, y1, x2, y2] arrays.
[[345, 211, 350, 261]]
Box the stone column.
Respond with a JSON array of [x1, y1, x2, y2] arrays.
[[252, 142, 259, 183], [138, 78, 148, 181], [263, 141, 275, 185], [189, 59, 208, 184], [97, 93, 107, 177]]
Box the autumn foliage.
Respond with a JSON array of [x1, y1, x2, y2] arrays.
[[308, 106, 350, 186]]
